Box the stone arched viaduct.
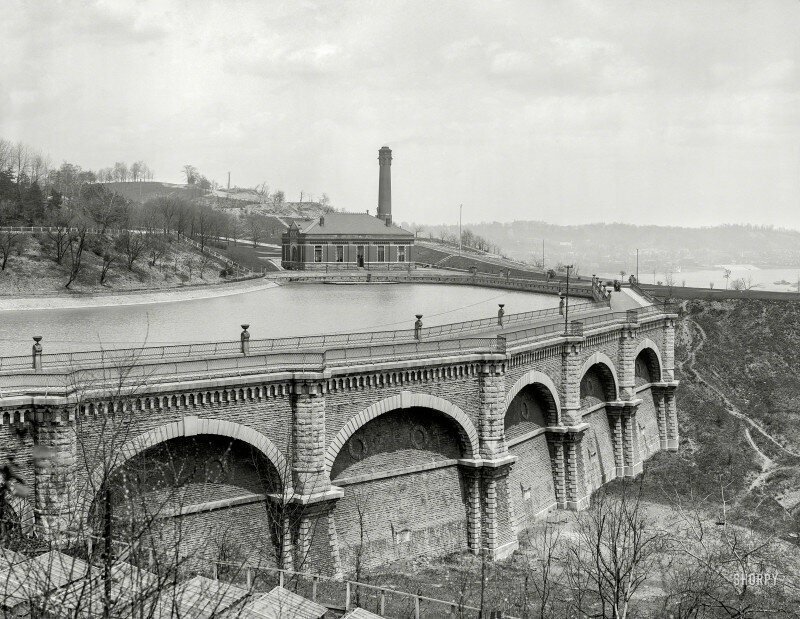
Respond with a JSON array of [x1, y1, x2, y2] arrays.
[[1, 305, 679, 576]]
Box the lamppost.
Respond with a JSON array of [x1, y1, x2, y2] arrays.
[[564, 264, 573, 333]]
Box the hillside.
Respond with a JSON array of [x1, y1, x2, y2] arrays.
[[417, 222, 800, 275], [97, 181, 206, 204], [0, 232, 233, 295], [638, 299, 800, 541]]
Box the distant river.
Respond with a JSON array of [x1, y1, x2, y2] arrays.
[[0, 283, 559, 357], [604, 266, 800, 293]]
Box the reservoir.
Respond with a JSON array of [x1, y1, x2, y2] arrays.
[[0, 283, 559, 357]]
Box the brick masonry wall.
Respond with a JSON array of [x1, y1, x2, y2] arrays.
[[333, 466, 468, 572], [153, 501, 277, 572], [505, 350, 563, 399], [508, 434, 557, 529], [636, 388, 660, 459], [4, 316, 676, 569], [583, 408, 616, 491], [325, 370, 481, 456], [331, 409, 463, 480], [70, 393, 295, 496], [504, 389, 548, 440]]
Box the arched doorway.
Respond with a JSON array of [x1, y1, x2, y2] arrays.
[[330, 406, 473, 571]]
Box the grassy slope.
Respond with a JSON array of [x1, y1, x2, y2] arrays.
[[641, 299, 800, 536], [0, 234, 231, 294]]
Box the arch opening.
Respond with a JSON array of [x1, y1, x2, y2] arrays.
[[90, 434, 283, 569], [331, 406, 471, 571], [635, 348, 662, 386], [505, 383, 557, 440], [580, 363, 617, 408]]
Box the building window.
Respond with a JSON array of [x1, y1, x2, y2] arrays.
[[336, 246, 344, 262], [314, 246, 323, 263], [398, 246, 406, 262], [377, 245, 386, 262]]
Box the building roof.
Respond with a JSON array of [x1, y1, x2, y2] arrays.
[[154, 575, 250, 619], [238, 586, 327, 619], [0, 550, 92, 610], [292, 212, 413, 238]]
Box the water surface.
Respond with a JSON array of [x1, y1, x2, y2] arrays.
[[0, 283, 559, 357]]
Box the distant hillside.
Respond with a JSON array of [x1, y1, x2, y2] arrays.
[[98, 181, 206, 204], [415, 222, 800, 274]]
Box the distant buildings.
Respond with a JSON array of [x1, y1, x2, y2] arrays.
[[282, 147, 415, 270]]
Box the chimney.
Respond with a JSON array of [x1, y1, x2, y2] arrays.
[[319, 215, 325, 226], [377, 146, 392, 224]]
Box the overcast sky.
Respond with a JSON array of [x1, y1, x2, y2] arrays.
[[2, 1, 798, 227]]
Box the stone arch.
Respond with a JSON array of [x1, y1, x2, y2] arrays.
[[578, 352, 620, 401], [325, 392, 479, 471], [634, 338, 663, 383], [90, 416, 288, 492], [504, 370, 561, 424]]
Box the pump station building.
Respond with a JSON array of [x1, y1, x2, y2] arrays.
[[281, 146, 415, 270]]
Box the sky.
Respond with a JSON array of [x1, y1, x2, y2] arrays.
[[1, 0, 799, 228]]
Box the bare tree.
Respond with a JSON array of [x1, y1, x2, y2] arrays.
[[115, 231, 147, 271], [182, 165, 198, 185], [65, 225, 88, 288], [566, 481, 665, 619], [0, 230, 20, 271], [246, 213, 266, 248], [44, 213, 73, 264], [146, 234, 168, 268], [521, 521, 563, 618]]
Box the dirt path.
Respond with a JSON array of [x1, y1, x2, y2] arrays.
[[680, 313, 800, 460]]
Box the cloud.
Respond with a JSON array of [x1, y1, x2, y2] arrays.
[[0, 0, 798, 228]]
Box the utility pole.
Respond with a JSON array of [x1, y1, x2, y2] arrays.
[[542, 239, 545, 269], [458, 204, 463, 255], [636, 248, 639, 283], [564, 264, 573, 333], [227, 172, 231, 192]]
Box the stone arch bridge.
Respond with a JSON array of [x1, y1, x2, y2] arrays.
[[0, 300, 678, 576]]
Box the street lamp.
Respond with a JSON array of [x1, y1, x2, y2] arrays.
[[564, 264, 573, 333]]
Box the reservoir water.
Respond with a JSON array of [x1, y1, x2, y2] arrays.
[[0, 283, 559, 357]]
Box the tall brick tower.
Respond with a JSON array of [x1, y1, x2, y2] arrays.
[[377, 146, 392, 224]]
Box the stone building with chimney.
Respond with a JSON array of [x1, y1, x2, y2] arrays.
[[281, 146, 415, 270]]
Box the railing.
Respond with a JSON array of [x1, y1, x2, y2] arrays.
[[0, 305, 675, 395], [0, 302, 599, 372], [207, 562, 522, 619], [177, 235, 256, 276], [278, 270, 597, 298]]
